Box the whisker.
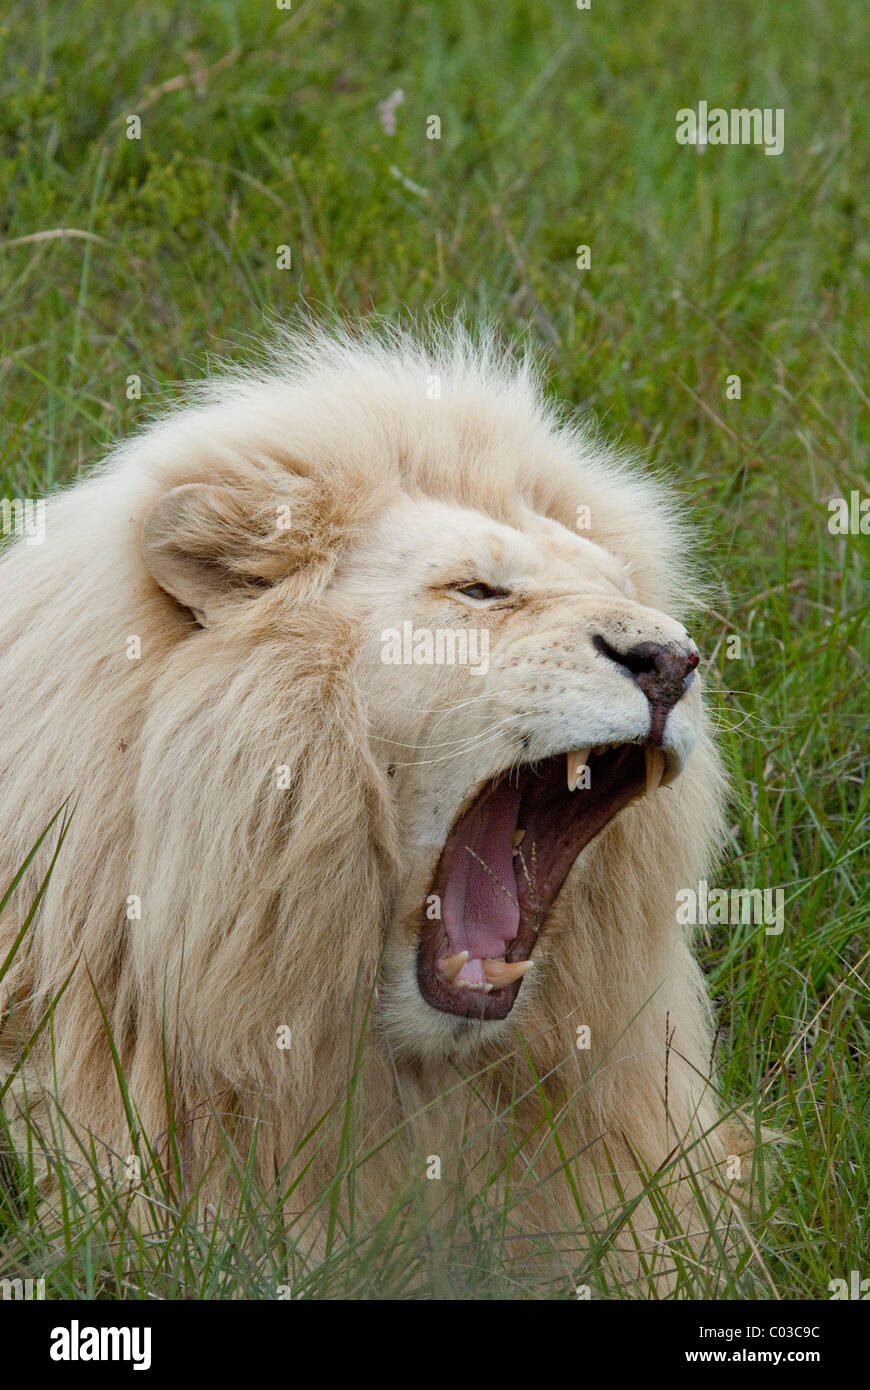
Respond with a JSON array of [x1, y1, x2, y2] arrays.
[[368, 711, 524, 754], [384, 714, 528, 768]]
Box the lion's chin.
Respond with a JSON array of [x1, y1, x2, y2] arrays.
[[416, 742, 676, 1021]]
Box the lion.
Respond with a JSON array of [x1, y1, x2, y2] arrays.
[[0, 323, 749, 1293]]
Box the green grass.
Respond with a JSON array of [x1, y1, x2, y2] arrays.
[[0, 0, 867, 1299]]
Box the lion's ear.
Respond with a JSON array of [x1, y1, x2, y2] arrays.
[[142, 482, 284, 626]]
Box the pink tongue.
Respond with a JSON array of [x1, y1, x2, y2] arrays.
[[441, 780, 521, 961]]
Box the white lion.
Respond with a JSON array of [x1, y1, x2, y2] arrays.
[[0, 323, 749, 1288]]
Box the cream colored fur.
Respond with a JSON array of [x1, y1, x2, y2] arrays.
[[0, 323, 746, 1290]]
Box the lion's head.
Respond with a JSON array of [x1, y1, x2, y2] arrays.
[[132, 325, 711, 1070]]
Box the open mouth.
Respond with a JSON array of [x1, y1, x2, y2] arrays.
[[416, 743, 672, 1021]]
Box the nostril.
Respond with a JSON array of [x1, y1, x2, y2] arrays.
[[592, 634, 660, 676]]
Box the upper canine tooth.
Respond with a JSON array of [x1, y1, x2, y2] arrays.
[[644, 746, 666, 796], [441, 950, 469, 983], [512, 829, 526, 853], [567, 748, 591, 792], [483, 958, 534, 987]]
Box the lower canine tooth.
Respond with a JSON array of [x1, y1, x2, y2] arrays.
[[483, 958, 535, 987], [441, 950, 469, 983], [644, 746, 666, 796], [567, 747, 591, 792]]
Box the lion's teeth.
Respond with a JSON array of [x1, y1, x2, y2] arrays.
[[483, 958, 534, 987], [566, 748, 591, 792], [645, 746, 666, 796], [440, 950, 469, 982], [456, 979, 493, 993], [512, 829, 526, 852]]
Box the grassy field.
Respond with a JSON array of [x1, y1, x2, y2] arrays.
[[0, 0, 867, 1299]]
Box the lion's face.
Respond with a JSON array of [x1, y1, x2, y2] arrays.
[[336, 492, 702, 1057]]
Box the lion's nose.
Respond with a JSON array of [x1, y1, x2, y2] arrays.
[[593, 635, 699, 743]]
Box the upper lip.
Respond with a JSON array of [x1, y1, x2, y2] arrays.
[[415, 740, 680, 1022]]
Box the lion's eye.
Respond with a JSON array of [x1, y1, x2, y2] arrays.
[[454, 582, 511, 601]]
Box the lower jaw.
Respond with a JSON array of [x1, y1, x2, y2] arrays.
[[415, 912, 536, 1020], [417, 964, 525, 1021]]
